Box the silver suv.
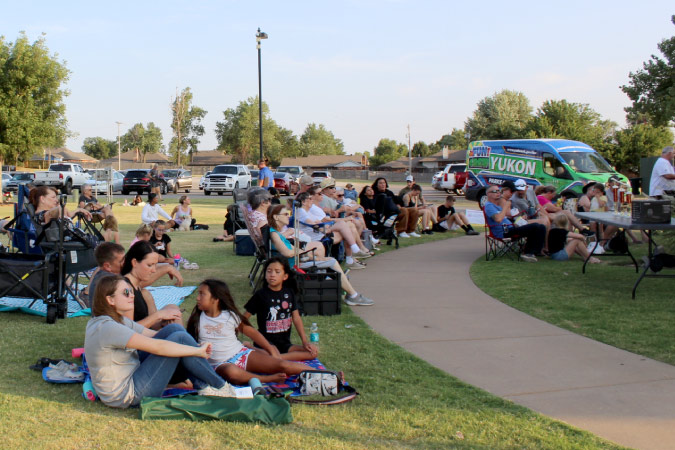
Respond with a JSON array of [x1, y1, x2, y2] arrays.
[[203, 164, 251, 196]]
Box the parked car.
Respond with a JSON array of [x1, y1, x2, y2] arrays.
[[32, 163, 91, 194], [5, 172, 35, 192], [311, 170, 332, 185], [276, 165, 304, 181], [273, 172, 296, 195], [249, 169, 259, 180], [1, 173, 11, 191], [199, 171, 212, 190], [160, 168, 193, 193], [431, 163, 467, 195], [203, 164, 251, 195], [122, 169, 168, 195], [85, 168, 126, 194]]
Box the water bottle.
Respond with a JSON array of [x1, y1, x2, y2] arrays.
[[310, 323, 319, 345], [82, 376, 98, 401], [173, 254, 181, 270]]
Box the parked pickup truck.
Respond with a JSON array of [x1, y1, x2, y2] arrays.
[[32, 163, 91, 194], [431, 163, 467, 195]]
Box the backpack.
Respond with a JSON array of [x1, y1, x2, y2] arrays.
[[290, 370, 358, 405]]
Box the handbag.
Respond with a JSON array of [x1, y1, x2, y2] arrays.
[[291, 370, 358, 405]]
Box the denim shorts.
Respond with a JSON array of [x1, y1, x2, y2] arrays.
[[550, 249, 569, 261]]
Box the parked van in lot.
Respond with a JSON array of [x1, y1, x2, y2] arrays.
[[464, 139, 629, 206]]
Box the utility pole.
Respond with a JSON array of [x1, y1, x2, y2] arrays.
[[406, 124, 412, 176], [115, 121, 123, 171]]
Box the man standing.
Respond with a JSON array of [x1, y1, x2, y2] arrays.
[[649, 146, 675, 199], [258, 159, 274, 189], [484, 185, 546, 262], [149, 164, 162, 201]]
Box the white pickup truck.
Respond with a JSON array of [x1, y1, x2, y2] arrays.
[[32, 163, 91, 194], [431, 163, 467, 195]]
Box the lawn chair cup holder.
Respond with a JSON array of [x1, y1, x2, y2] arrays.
[[297, 268, 342, 316]]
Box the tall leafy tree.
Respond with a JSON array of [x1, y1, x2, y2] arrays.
[[215, 97, 281, 164], [527, 99, 617, 153], [606, 124, 673, 174], [82, 137, 117, 160], [170, 87, 206, 165], [0, 33, 69, 178], [411, 141, 431, 157], [369, 138, 407, 167], [437, 128, 469, 150], [299, 123, 344, 156], [465, 90, 533, 139], [621, 15, 675, 126], [120, 122, 163, 163]]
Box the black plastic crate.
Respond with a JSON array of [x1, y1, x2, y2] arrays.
[[297, 269, 341, 316]]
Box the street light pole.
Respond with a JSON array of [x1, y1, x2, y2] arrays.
[[256, 28, 268, 161], [406, 124, 412, 176], [115, 121, 123, 171]]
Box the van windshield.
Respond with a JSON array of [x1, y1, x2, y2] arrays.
[[559, 152, 614, 174]]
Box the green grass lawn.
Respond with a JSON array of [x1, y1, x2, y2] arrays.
[[0, 198, 623, 449], [471, 232, 675, 366]]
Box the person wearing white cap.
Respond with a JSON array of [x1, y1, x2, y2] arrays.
[[509, 179, 548, 226], [399, 175, 415, 198]]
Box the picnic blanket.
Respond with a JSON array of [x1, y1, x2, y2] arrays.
[[0, 285, 196, 318], [161, 358, 332, 398]]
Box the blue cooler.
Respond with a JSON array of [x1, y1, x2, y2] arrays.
[[235, 229, 256, 256]]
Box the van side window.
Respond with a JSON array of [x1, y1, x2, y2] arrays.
[[542, 153, 572, 179]]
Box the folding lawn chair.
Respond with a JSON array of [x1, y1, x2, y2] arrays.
[[482, 208, 524, 261]]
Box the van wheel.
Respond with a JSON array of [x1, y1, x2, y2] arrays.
[[478, 191, 488, 209]]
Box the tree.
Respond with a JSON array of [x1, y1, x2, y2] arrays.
[[82, 137, 117, 160], [437, 128, 469, 150], [299, 123, 344, 156], [215, 97, 281, 164], [411, 141, 431, 157], [621, 15, 675, 126], [120, 122, 164, 163], [369, 138, 407, 168], [170, 87, 206, 165], [0, 33, 69, 175], [527, 99, 618, 153], [465, 90, 533, 140], [606, 124, 673, 174]]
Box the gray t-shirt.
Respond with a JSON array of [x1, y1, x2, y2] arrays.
[[87, 270, 115, 308], [84, 315, 145, 408], [510, 195, 530, 215]]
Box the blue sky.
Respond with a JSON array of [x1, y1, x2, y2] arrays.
[[2, 1, 673, 155]]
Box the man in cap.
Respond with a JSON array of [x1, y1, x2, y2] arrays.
[[399, 175, 415, 198], [649, 146, 675, 199], [295, 174, 315, 197], [343, 183, 358, 201]]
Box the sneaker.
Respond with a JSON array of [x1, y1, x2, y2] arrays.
[[345, 294, 374, 306], [423, 229, 434, 235], [346, 260, 366, 270], [520, 254, 538, 263], [409, 232, 421, 238], [198, 383, 236, 398], [398, 232, 410, 238], [353, 250, 373, 258], [466, 229, 479, 236], [371, 238, 380, 245]]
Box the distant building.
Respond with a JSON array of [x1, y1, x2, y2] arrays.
[[29, 147, 99, 168], [98, 149, 170, 169], [278, 155, 368, 170], [188, 150, 233, 166], [379, 148, 466, 172]]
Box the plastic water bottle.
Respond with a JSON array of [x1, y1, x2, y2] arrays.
[[82, 376, 98, 401], [173, 254, 181, 271], [310, 323, 319, 345]]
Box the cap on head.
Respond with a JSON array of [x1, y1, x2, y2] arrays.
[[608, 175, 620, 183], [662, 146, 674, 155], [514, 179, 527, 191], [319, 177, 336, 189], [405, 175, 414, 182], [299, 175, 314, 186]]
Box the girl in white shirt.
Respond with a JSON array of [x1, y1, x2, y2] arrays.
[[186, 279, 311, 385]]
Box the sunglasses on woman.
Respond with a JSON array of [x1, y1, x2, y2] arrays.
[[119, 288, 133, 298]]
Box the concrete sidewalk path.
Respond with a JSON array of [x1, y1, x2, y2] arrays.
[[348, 236, 675, 450]]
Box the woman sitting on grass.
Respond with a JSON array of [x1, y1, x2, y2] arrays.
[[548, 214, 600, 264], [186, 278, 312, 385], [267, 204, 374, 306], [84, 274, 233, 408], [171, 195, 195, 231], [244, 257, 318, 361]]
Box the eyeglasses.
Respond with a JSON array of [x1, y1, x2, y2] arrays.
[[336, 194, 344, 198], [487, 189, 501, 194], [155, 228, 165, 232], [276, 211, 291, 217], [117, 288, 133, 298]]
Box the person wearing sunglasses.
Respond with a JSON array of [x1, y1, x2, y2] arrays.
[[484, 185, 546, 262], [85, 274, 234, 408]]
